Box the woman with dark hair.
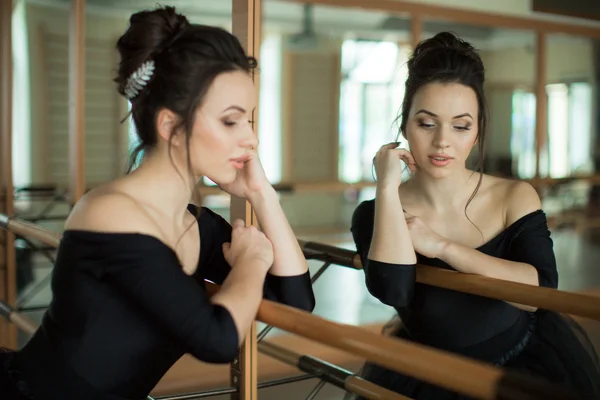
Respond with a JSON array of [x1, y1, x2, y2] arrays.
[[351, 32, 600, 399], [0, 6, 315, 399]]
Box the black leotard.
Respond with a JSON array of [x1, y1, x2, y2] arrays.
[[1, 205, 315, 400]]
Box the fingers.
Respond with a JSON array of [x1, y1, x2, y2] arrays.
[[392, 149, 417, 172], [380, 142, 400, 151], [222, 242, 231, 253], [232, 219, 245, 229]]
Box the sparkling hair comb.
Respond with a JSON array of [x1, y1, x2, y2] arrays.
[[124, 60, 155, 100]]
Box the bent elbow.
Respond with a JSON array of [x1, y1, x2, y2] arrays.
[[188, 305, 240, 364], [263, 272, 315, 312], [192, 339, 239, 364], [365, 260, 415, 308], [211, 339, 240, 363], [367, 279, 414, 308], [292, 290, 316, 313], [537, 269, 558, 289]]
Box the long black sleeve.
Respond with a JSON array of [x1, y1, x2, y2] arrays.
[[350, 200, 416, 308], [505, 210, 559, 289], [77, 233, 240, 363], [195, 206, 315, 312]]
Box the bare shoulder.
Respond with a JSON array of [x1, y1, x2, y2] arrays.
[[492, 177, 541, 226], [65, 185, 157, 235]]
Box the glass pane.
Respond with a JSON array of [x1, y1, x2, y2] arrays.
[[12, 0, 74, 346], [545, 34, 598, 179], [263, 1, 411, 185]]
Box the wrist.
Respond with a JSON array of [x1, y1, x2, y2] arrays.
[[376, 181, 400, 193], [247, 185, 277, 205], [437, 239, 453, 261], [234, 256, 271, 272]]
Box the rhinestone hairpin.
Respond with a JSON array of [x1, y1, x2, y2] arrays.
[[124, 60, 155, 100]]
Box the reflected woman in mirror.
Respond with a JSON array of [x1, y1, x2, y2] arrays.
[[351, 31, 600, 399]]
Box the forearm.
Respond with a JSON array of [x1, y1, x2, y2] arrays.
[[211, 261, 268, 345], [439, 242, 539, 311], [369, 185, 416, 264], [249, 187, 308, 276]]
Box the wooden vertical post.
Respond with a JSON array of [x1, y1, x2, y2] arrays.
[[0, 0, 17, 349], [69, 0, 85, 204], [230, 0, 261, 399], [534, 31, 547, 188], [411, 14, 422, 49]]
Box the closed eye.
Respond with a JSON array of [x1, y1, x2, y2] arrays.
[[454, 125, 471, 131]]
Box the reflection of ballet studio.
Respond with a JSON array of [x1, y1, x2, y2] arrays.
[[1, 0, 600, 399]]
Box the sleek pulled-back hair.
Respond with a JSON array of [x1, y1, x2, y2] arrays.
[[114, 6, 257, 173], [399, 31, 489, 234]]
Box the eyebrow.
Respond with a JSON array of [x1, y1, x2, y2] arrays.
[[223, 105, 247, 113], [415, 109, 473, 120]]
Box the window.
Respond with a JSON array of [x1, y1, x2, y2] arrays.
[[510, 90, 537, 179], [510, 82, 593, 179], [338, 40, 411, 183], [257, 32, 283, 184], [545, 82, 594, 178], [566, 82, 593, 175], [12, 0, 31, 189]]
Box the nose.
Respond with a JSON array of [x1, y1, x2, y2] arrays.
[[241, 124, 259, 150], [432, 125, 450, 149]]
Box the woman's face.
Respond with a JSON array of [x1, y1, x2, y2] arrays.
[[404, 82, 479, 179], [184, 70, 258, 184]]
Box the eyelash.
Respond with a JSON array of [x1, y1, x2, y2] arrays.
[[223, 120, 254, 127], [418, 122, 471, 131]]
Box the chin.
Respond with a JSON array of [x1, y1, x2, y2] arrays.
[[420, 165, 453, 179], [223, 168, 239, 184], [202, 169, 235, 187]]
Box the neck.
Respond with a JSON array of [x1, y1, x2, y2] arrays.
[[410, 168, 480, 212], [125, 151, 196, 223]]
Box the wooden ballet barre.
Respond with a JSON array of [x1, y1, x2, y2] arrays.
[[259, 340, 410, 400], [0, 300, 38, 335], [0, 214, 62, 248], [2, 216, 599, 320], [205, 282, 578, 400], [299, 240, 600, 321], [0, 216, 581, 399]]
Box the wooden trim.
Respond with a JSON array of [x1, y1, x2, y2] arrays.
[[534, 32, 548, 180], [231, 1, 261, 399], [330, 53, 341, 181], [279, 0, 600, 39], [68, 0, 85, 203], [281, 52, 294, 181], [0, 0, 17, 348], [37, 26, 51, 183], [411, 14, 422, 49]]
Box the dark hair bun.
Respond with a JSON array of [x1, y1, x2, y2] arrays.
[[115, 6, 190, 96], [398, 31, 488, 145], [408, 32, 484, 83]]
